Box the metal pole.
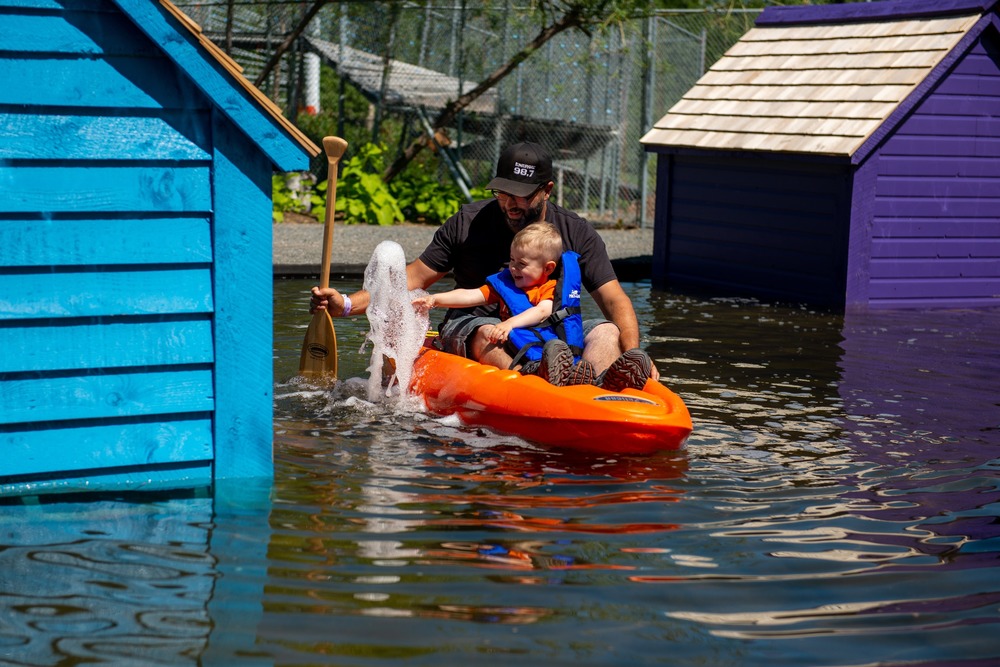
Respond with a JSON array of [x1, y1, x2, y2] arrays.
[[638, 15, 656, 229]]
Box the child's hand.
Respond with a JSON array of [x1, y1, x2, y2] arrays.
[[485, 322, 513, 344], [411, 295, 435, 313]]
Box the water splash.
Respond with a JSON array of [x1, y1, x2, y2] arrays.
[[361, 240, 429, 403]]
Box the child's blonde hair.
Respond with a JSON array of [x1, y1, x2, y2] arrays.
[[511, 223, 562, 262]]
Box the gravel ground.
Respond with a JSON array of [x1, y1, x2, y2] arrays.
[[273, 222, 655, 279]]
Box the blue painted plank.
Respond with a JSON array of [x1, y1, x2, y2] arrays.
[[0, 113, 211, 161], [112, 0, 312, 171], [0, 217, 211, 266], [0, 317, 214, 373], [0, 0, 109, 9], [0, 268, 213, 320], [0, 166, 211, 213], [0, 461, 213, 498], [210, 115, 273, 481], [0, 368, 214, 426], [0, 12, 155, 55], [0, 56, 203, 109], [3, 417, 213, 477]]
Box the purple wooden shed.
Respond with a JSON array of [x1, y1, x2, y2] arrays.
[[641, 0, 1000, 309]]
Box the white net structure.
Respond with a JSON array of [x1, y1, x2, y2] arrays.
[[178, 1, 761, 226]]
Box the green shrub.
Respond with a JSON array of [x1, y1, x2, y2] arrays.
[[272, 142, 492, 226], [391, 168, 467, 225], [334, 143, 405, 226]]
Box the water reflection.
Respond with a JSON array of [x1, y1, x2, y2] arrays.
[[1, 279, 997, 666]]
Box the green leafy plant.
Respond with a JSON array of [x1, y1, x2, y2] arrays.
[[273, 142, 493, 226], [333, 143, 404, 226], [391, 168, 467, 225], [272, 171, 318, 222], [271, 173, 304, 223]]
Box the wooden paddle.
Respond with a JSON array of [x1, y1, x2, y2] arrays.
[[299, 136, 349, 378]]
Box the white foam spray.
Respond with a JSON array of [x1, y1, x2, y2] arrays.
[[361, 240, 429, 403]]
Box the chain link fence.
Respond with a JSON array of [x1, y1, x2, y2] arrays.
[[177, 1, 762, 227]]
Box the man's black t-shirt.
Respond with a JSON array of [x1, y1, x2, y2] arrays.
[[419, 199, 617, 323]]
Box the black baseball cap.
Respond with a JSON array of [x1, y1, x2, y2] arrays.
[[486, 142, 553, 197]]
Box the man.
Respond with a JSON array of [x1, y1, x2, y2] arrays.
[[310, 141, 656, 383]]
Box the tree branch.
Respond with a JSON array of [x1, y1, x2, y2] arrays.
[[253, 0, 330, 89], [382, 6, 588, 183]]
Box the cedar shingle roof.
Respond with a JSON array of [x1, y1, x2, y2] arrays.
[[641, 13, 980, 156]]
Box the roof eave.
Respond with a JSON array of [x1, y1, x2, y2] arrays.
[[758, 0, 998, 27], [112, 0, 320, 171]]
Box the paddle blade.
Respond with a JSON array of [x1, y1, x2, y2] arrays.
[[299, 309, 338, 377]]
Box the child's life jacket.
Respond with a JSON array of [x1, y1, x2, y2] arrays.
[[485, 251, 584, 368]]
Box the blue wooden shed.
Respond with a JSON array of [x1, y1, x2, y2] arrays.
[[641, 0, 1000, 309], [1, 0, 320, 498]]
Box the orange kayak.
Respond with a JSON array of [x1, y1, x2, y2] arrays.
[[409, 346, 693, 454]]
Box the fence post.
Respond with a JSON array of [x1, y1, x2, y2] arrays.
[[638, 14, 656, 229]]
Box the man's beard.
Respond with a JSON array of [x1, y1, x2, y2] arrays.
[[504, 200, 547, 232]]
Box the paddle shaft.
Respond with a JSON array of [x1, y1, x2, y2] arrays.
[[319, 136, 348, 290]]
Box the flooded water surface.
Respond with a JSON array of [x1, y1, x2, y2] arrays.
[[2, 278, 998, 666]]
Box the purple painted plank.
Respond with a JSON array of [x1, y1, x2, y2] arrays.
[[897, 115, 1000, 138], [875, 176, 1000, 198], [944, 46, 1000, 77], [932, 75, 1000, 97], [669, 255, 842, 303], [871, 237, 1000, 258], [757, 0, 995, 26], [670, 236, 842, 273], [877, 155, 1000, 178], [879, 135, 1000, 158], [916, 95, 1000, 117], [673, 192, 844, 223], [870, 257, 1000, 279], [873, 218, 1000, 237], [873, 198, 1000, 218], [846, 156, 879, 308], [869, 276, 1000, 299], [868, 295, 1000, 308], [672, 219, 840, 252]]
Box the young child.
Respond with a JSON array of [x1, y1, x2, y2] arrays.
[[412, 223, 593, 386]]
